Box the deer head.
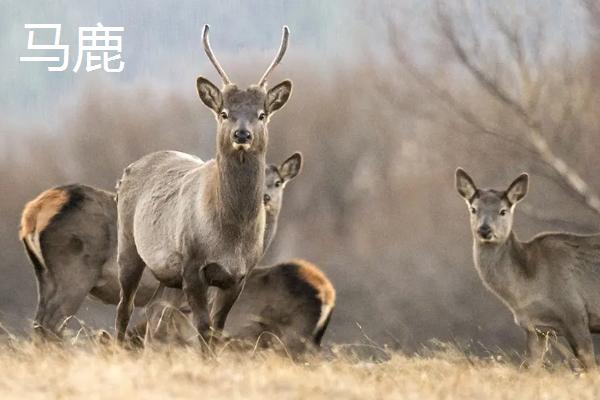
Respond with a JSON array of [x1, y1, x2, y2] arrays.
[[264, 152, 303, 216], [196, 25, 292, 158], [456, 168, 529, 244]]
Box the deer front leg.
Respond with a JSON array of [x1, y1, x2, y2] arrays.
[[182, 260, 211, 346], [211, 282, 245, 331]]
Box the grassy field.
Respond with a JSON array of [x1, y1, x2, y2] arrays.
[[0, 337, 598, 400]]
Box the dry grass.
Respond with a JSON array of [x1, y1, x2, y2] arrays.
[[0, 339, 598, 400]]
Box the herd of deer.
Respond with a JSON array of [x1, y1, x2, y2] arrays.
[[14, 26, 600, 369]]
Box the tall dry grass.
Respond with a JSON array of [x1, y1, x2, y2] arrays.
[[0, 338, 598, 400]]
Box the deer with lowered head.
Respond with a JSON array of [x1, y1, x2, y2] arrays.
[[456, 168, 600, 369], [142, 257, 335, 354], [115, 25, 293, 344], [139, 154, 335, 352], [18, 154, 304, 339]]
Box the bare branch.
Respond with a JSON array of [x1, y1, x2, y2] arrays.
[[433, 3, 600, 217], [526, 124, 600, 215], [385, 18, 537, 156], [583, 0, 600, 38], [435, 5, 531, 122]]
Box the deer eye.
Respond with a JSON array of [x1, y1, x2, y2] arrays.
[[499, 209, 508, 216], [220, 111, 229, 119], [274, 180, 282, 188], [258, 111, 266, 121], [470, 207, 477, 214]]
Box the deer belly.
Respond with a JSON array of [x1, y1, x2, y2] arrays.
[[513, 301, 565, 333]]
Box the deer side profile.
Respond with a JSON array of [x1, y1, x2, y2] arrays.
[[115, 25, 293, 343], [143, 259, 335, 354], [19, 153, 301, 338], [456, 168, 600, 369]]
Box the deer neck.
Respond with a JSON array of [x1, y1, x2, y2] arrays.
[[473, 232, 531, 300], [215, 151, 265, 227]]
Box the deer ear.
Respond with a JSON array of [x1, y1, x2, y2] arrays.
[[455, 168, 477, 201], [280, 152, 302, 182], [196, 77, 223, 113], [265, 80, 292, 114], [506, 173, 529, 205]]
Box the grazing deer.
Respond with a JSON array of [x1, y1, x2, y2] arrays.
[[19, 154, 302, 338], [144, 259, 335, 354], [19, 185, 157, 336], [455, 168, 600, 369], [115, 25, 293, 343], [224, 258, 335, 352]]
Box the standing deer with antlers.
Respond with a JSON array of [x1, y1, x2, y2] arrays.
[[115, 25, 292, 343], [18, 153, 303, 339]]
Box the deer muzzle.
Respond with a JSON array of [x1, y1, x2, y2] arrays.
[[202, 263, 236, 289], [233, 129, 252, 145]]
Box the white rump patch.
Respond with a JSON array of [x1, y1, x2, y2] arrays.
[[25, 232, 47, 270], [314, 303, 333, 335]]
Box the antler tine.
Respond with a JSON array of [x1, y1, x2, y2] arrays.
[[202, 24, 231, 85], [257, 26, 290, 87]]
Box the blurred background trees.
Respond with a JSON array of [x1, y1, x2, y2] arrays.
[[1, 0, 599, 353]]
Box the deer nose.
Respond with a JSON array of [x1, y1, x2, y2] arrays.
[[233, 129, 252, 144], [477, 224, 492, 239], [203, 263, 235, 289], [263, 194, 271, 204]]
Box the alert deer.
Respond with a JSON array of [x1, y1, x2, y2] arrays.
[[19, 154, 302, 338], [115, 25, 293, 343], [456, 168, 600, 369], [263, 152, 302, 252]]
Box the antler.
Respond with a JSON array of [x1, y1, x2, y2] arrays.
[[257, 26, 290, 87], [202, 24, 231, 85]]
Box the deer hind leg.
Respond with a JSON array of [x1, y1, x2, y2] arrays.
[[32, 268, 59, 339], [42, 248, 105, 337], [26, 242, 97, 340], [525, 329, 548, 368], [22, 240, 57, 338], [564, 321, 596, 370], [115, 244, 146, 344]]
